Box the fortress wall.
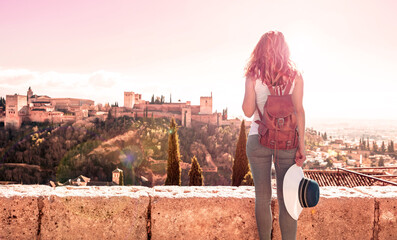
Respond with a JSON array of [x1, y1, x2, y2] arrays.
[[191, 105, 200, 114], [1, 185, 396, 240], [191, 113, 218, 125]]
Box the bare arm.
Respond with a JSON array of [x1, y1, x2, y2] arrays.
[[242, 77, 256, 117], [291, 73, 306, 166]]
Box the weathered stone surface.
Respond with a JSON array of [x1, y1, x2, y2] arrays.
[[0, 196, 39, 240], [272, 187, 375, 240], [0, 185, 49, 240], [1, 185, 397, 239], [40, 186, 149, 240], [355, 186, 397, 240], [150, 186, 257, 240]]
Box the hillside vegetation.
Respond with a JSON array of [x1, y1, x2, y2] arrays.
[[0, 116, 240, 186]]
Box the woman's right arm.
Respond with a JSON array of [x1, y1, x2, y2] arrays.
[[242, 77, 256, 117]]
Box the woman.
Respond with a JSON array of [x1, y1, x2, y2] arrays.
[[242, 31, 306, 240]]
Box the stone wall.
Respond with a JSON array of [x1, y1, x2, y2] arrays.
[[1, 185, 396, 240]]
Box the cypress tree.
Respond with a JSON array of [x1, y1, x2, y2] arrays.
[[381, 141, 386, 153], [232, 120, 249, 187], [165, 118, 182, 186], [119, 170, 124, 186], [188, 156, 204, 186], [107, 109, 113, 119], [367, 137, 370, 150], [373, 141, 378, 153]]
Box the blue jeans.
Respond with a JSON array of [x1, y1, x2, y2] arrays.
[[246, 134, 298, 240]]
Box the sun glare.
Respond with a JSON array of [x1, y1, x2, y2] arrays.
[[288, 35, 319, 74]]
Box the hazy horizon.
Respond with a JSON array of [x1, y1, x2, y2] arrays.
[[1, 0, 396, 122]]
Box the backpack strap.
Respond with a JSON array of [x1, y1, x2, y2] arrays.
[[267, 84, 276, 95], [255, 100, 263, 121], [283, 80, 293, 96]]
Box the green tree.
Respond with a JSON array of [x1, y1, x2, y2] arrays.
[[241, 169, 254, 186], [232, 120, 249, 187], [325, 157, 333, 168], [119, 170, 124, 186], [0, 97, 5, 109], [107, 109, 113, 119], [372, 141, 378, 153], [378, 157, 385, 167], [388, 140, 395, 153], [366, 137, 370, 150], [165, 118, 182, 186], [188, 156, 204, 186], [151, 94, 155, 104], [381, 141, 386, 153]]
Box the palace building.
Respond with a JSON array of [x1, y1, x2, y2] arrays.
[[114, 91, 237, 128], [4, 87, 95, 128], [1, 87, 239, 129]]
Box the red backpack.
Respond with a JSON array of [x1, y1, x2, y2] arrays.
[[255, 80, 299, 153]]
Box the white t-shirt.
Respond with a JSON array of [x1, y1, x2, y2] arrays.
[[248, 79, 295, 136]]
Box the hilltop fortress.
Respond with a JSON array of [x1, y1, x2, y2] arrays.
[[2, 87, 96, 128], [112, 91, 238, 127], [0, 88, 239, 128]]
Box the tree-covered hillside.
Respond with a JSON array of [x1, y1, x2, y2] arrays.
[[0, 116, 240, 186]]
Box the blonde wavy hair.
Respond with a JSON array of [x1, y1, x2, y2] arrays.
[[245, 31, 298, 89]]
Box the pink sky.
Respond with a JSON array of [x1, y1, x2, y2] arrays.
[[1, 0, 396, 123]]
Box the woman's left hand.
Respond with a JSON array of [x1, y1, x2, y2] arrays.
[[295, 147, 306, 167]]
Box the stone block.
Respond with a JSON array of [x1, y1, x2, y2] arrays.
[[355, 186, 397, 240], [150, 186, 257, 240], [0, 185, 41, 240], [39, 186, 149, 240], [0, 196, 39, 240], [272, 187, 375, 240]]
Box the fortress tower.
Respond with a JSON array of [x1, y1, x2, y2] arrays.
[[5, 94, 28, 128], [181, 105, 192, 128], [199, 92, 212, 115], [124, 92, 134, 108], [27, 87, 33, 104]]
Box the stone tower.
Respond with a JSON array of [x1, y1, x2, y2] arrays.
[[5, 94, 27, 128], [124, 92, 134, 108], [199, 92, 212, 115], [181, 105, 192, 128], [27, 87, 33, 104]]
